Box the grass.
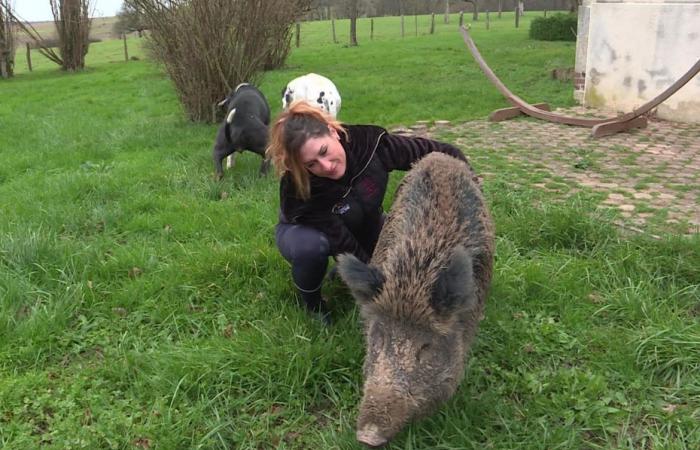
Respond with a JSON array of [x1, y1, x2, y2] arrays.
[[2, 11, 700, 450]]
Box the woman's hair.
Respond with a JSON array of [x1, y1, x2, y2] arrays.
[[267, 100, 347, 200]]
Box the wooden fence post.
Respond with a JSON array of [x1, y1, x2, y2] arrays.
[[401, 14, 405, 38], [515, 6, 519, 28], [544, 10, 547, 17], [370, 18, 374, 40], [26, 42, 32, 72], [414, 13, 418, 36], [459, 11, 464, 27], [444, 0, 450, 23], [486, 10, 490, 29], [430, 13, 435, 34], [295, 22, 300, 47], [498, 0, 502, 18], [123, 34, 128, 61]]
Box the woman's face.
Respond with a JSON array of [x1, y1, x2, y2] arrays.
[[299, 127, 347, 180]]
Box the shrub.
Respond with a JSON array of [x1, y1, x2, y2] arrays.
[[529, 13, 577, 42], [130, 0, 310, 122]]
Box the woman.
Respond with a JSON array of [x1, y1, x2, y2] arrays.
[[267, 101, 473, 324]]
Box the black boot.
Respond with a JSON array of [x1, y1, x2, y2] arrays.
[[301, 290, 332, 326]]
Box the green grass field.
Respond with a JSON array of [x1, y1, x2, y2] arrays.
[[1, 13, 699, 449]]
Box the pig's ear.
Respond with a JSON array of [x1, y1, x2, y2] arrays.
[[432, 245, 477, 315], [337, 253, 385, 304], [226, 108, 236, 124]]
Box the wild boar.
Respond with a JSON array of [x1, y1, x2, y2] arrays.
[[337, 152, 494, 447]]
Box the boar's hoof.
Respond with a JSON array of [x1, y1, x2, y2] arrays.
[[357, 425, 388, 448]]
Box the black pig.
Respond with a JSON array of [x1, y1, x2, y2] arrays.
[[212, 83, 270, 179]]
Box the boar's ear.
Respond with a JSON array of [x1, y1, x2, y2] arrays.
[[432, 245, 477, 316], [337, 253, 385, 304]]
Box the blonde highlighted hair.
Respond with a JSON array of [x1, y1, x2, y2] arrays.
[[267, 100, 347, 200]]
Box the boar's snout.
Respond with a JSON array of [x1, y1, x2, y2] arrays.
[[356, 424, 389, 448], [356, 379, 418, 447]]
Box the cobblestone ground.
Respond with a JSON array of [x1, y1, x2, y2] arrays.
[[391, 107, 700, 236]]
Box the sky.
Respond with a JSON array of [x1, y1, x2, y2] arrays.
[[13, 0, 124, 22]]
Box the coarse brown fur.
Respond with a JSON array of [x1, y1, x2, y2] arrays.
[[338, 152, 494, 447]]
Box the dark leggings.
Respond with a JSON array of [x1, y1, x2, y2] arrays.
[[275, 216, 384, 312], [275, 223, 332, 312]]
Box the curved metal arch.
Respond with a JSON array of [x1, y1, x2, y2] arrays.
[[460, 25, 700, 134]]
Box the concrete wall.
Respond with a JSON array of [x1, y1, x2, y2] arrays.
[[576, 0, 700, 123]]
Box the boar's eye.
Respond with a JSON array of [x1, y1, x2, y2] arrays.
[[417, 343, 432, 363]]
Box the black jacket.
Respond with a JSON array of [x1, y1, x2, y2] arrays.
[[279, 125, 471, 262]]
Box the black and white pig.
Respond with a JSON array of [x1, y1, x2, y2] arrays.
[[281, 73, 341, 118], [212, 83, 271, 179]]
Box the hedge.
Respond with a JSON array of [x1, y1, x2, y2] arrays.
[[529, 13, 577, 41]]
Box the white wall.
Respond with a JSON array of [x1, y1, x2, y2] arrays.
[[578, 1, 700, 123]]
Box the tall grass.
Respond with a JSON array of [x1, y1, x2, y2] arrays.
[[1, 12, 698, 449]]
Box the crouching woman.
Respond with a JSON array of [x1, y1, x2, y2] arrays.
[[267, 101, 473, 324]]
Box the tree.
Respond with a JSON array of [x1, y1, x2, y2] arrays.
[[348, 0, 359, 46], [569, 0, 581, 14], [113, 1, 146, 37], [50, 0, 93, 71], [129, 0, 311, 122], [3, 5, 63, 68], [0, 0, 15, 78], [4, 0, 93, 71]]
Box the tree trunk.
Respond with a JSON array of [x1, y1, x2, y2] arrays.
[[349, 17, 357, 46], [348, 0, 358, 46], [52, 0, 92, 71], [331, 14, 337, 44], [0, 0, 15, 78]]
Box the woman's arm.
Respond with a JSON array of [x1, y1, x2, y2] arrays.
[[377, 133, 472, 171]]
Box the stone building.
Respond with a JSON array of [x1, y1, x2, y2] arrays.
[[574, 0, 700, 123]]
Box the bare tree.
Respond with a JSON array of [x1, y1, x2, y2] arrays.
[[130, 0, 310, 122], [1, 5, 63, 67], [50, 0, 93, 71], [113, 1, 147, 37], [348, 0, 359, 46], [3, 0, 93, 71], [461, 0, 478, 21], [0, 0, 15, 78]]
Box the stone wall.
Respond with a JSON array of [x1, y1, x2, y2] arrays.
[[575, 0, 700, 123]]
